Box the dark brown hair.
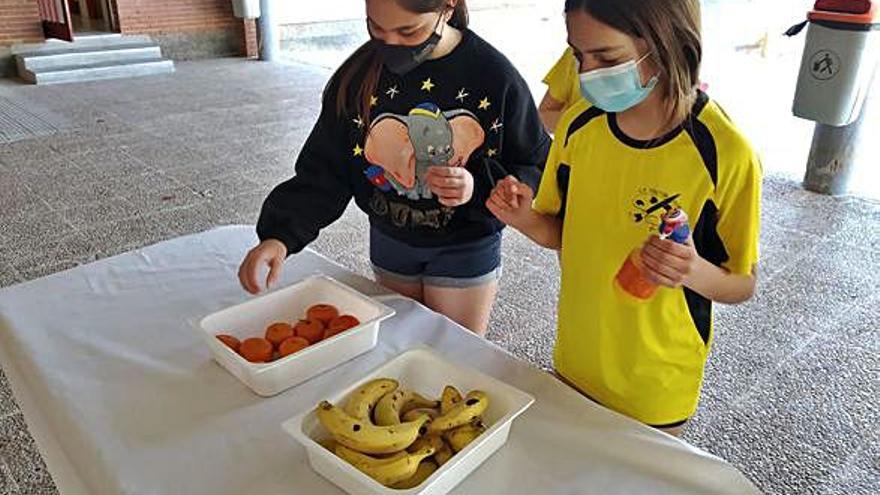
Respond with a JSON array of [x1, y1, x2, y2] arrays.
[[565, 0, 702, 123], [330, 0, 469, 124]]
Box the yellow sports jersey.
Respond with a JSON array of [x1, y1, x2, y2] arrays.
[[542, 48, 582, 111], [534, 93, 761, 425]]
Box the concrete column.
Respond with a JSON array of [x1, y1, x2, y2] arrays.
[[804, 70, 877, 195], [258, 0, 280, 62]]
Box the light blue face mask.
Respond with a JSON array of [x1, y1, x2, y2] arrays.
[[578, 53, 658, 113]]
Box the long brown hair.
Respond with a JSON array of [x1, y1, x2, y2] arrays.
[[564, 0, 702, 124], [330, 0, 469, 124]]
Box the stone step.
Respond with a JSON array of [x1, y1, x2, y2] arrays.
[[22, 58, 175, 85], [17, 43, 162, 72], [11, 34, 153, 57]]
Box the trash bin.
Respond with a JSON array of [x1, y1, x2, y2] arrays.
[[792, 0, 879, 126], [232, 0, 260, 19]]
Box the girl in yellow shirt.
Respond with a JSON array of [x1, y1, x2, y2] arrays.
[[487, 0, 761, 436]]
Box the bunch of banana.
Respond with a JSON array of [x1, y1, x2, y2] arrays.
[[314, 380, 491, 488]]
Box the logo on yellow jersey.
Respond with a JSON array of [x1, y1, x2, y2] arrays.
[[630, 188, 682, 231]]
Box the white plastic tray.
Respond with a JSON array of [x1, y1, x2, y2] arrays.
[[283, 347, 535, 495], [199, 275, 395, 396]]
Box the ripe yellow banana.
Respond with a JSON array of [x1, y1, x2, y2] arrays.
[[317, 437, 337, 452], [440, 385, 462, 415], [335, 444, 436, 487], [373, 389, 408, 426], [408, 433, 445, 454], [391, 459, 438, 489], [402, 408, 440, 422], [434, 438, 454, 466], [375, 389, 440, 426], [374, 451, 409, 461], [429, 391, 489, 433], [343, 378, 399, 421], [316, 400, 429, 454], [400, 392, 440, 415], [444, 423, 486, 452]]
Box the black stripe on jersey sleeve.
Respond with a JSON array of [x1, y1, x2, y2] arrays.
[[686, 199, 730, 345], [683, 92, 718, 187], [557, 163, 571, 219], [564, 106, 606, 146]]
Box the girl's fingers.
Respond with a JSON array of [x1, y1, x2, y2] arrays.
[[438, 193, 462, 202], [485, 197, 500, 216], [239, 253, 260, 294], [487, 194, 512, 214], [486, 199, 512, 223], [507, 187, 521, 209], [428, 166, 465, 178], [646, 269, 678, 288], [642, 241, 676, 268], [496, 191, 519, 211], [237, 262, 250, 293], [496, 181, 525, 208], [431, 184, 464, 195], [640, 249, 681, 284], [429, 176, 463, 188], [266, 256, 282, 290], [649, 236, 691, 259], [505, 179, 533, 204]]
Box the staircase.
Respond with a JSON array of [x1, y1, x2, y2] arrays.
[[12, 34, 174, 85]]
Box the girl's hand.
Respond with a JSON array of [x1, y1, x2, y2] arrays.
[[486, 175, 534, 228], [238, 239, 288, 294], [426, 166, 474, 207], [639, 235, 699, 288]]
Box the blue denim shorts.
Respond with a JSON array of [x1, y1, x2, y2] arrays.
[[369, 227, 502, 288]]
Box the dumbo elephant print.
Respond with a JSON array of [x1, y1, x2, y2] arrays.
[[364, 103, 485, 200]]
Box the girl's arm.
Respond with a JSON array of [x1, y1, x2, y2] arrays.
[[243, 93, 354, 294], [257, 90, 354, 257], [515, 209, 563, 250], [539, 91, 566, 133], [687, 257, 757, 304], [485, 176, 562, 250]]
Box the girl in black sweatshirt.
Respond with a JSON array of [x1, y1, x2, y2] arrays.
[[238, 0, 550, 334]]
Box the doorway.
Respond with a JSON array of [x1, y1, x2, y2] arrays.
[[67, 0, 118, 35], [38, 0, 119, 42]]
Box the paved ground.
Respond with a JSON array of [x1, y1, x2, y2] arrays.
[[0, 6, 878, 495]]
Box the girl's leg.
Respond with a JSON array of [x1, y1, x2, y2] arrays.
[[374, 271, 424, 302], [423, 280, 498, 335], [420, 232, 502, 335]]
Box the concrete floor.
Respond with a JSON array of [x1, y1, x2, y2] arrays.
[[0, 30, 878, 495]]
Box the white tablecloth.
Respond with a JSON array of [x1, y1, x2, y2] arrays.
[[0, 226, 759, 495]]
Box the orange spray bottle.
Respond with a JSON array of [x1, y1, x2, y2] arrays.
[[614, 208, 690, 300]]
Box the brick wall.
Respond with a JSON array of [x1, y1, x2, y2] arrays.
[[0, 0, 44, 45], [112, 0, 248, 59], [114, 0, 237, 34]]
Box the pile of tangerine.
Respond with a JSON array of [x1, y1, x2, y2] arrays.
[[216, 304, 360, 363]]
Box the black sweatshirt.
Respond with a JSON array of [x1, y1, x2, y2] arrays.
[[257, 30, 551, 255]]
